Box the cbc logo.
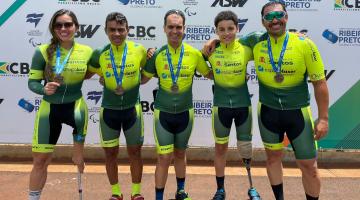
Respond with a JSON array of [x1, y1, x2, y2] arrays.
[[128, 26, 155, 38]]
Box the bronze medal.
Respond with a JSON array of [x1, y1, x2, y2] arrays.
[[274, 73, 284, 83], [115, 85, 125, 95], [53, 74, 64, 84], [171, 84, 179, 93]]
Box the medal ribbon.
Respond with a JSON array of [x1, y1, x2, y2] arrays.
[[109, 43, 128, 86], [166, 44, 184, 86], [55, 45, 73, 75], [267, 32, 289, 74]]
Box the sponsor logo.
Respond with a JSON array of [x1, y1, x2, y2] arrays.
[[308, 70, 335, 82], [322, 28, 360, 46], [128, 26, 156, 41], [26, 13, 44, 43], [26, 13, 43, 27], [184, 7, 197, 16], [0, 62, 30, 77], [335, 0, 360, 10], [141, 100, 155, 115], [211, 0, 248, 7], [18, 98, 34, 112], [246, 66, 261, 84], [117, 0, 162, 8], [58, 0, 101, 5], [238, 18, 248, 33], [75, 24, 100, 38], [0, 99, 3, 104], [193, 100, 212, 118], [283, 0, 323, 11], [183, 0, 199, 6], [87, 91, 102, 104], [184, 25, 216, 44], [29, 37, 41, 47], [0, 0, 26, 27], [89, 113, 99, 123]]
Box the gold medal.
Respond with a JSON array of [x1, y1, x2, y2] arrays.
[[53, 74, 64, 84], [274, 72, 284, 83], [171, 84, 179, 93], [115, 85, 125, 95]]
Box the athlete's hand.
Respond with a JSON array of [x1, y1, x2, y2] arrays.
[[99, 76, 105, 86], [147, 48, 156, 59], [202, 39, 218, 57], [72, 153, 85, 173], [44, 82, 60, 95], [314, 118, 328, 140]]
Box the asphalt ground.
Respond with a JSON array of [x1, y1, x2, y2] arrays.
[[0, 161, 359, 200]]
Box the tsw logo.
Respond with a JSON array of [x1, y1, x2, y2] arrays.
[[87, 91, 102, 104], [211, 0, 248, 7], [238, 18, 248, 32], [75, 24, 100, 38], [26, 13, 44, 27], [0, 0, 26, 27]]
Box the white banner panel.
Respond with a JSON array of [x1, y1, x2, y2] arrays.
[[0, 0, 359, 148]]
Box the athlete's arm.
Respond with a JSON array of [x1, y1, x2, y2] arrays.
[[84, 71, 95, 79], [28, 47, 60, 95], [202, 38, 219, 57], [141, 47, 158, 84], [312, 79, 329, 140], [141, 72, 152, 84], [147, 47, 156, 59]]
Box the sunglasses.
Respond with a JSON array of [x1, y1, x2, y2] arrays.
[[54, 22, 74, 30], [263, 11, 286, 22]]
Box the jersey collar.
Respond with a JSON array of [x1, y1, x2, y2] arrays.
[[220, 40, 236, 49], [110, 41, 127, 52], [268, 31, 288, 44], [167, 42, 183, 54]]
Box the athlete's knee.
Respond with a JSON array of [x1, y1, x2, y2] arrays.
[[174, 149, 186, 160], [32, 153, 52, 169], [215, 143, 228, 156], [104, 147, 119, 160], [266, 150, 283, 166], [297, 159, 319, 178], [157, 154, 172, 167], [127, 145, 142, 159]]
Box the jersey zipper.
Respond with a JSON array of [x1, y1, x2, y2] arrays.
[[61, 83, 67, 103], [229, 97, 233, 108], [278, 97, 284, 110]]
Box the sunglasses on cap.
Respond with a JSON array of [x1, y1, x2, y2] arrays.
[[54, 22, 74, 30], [263, 11, 286, 22]]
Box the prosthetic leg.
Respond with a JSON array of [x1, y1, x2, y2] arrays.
[[242, 158, 261, 200]]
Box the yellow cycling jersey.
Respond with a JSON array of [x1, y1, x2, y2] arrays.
[[207, 40, 253, 108], [89, 41, 146, 110], [241, 31, 325, 110], [142, 42, 210, 113]]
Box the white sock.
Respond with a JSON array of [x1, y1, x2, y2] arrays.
[[29, 190, 41, 200]]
